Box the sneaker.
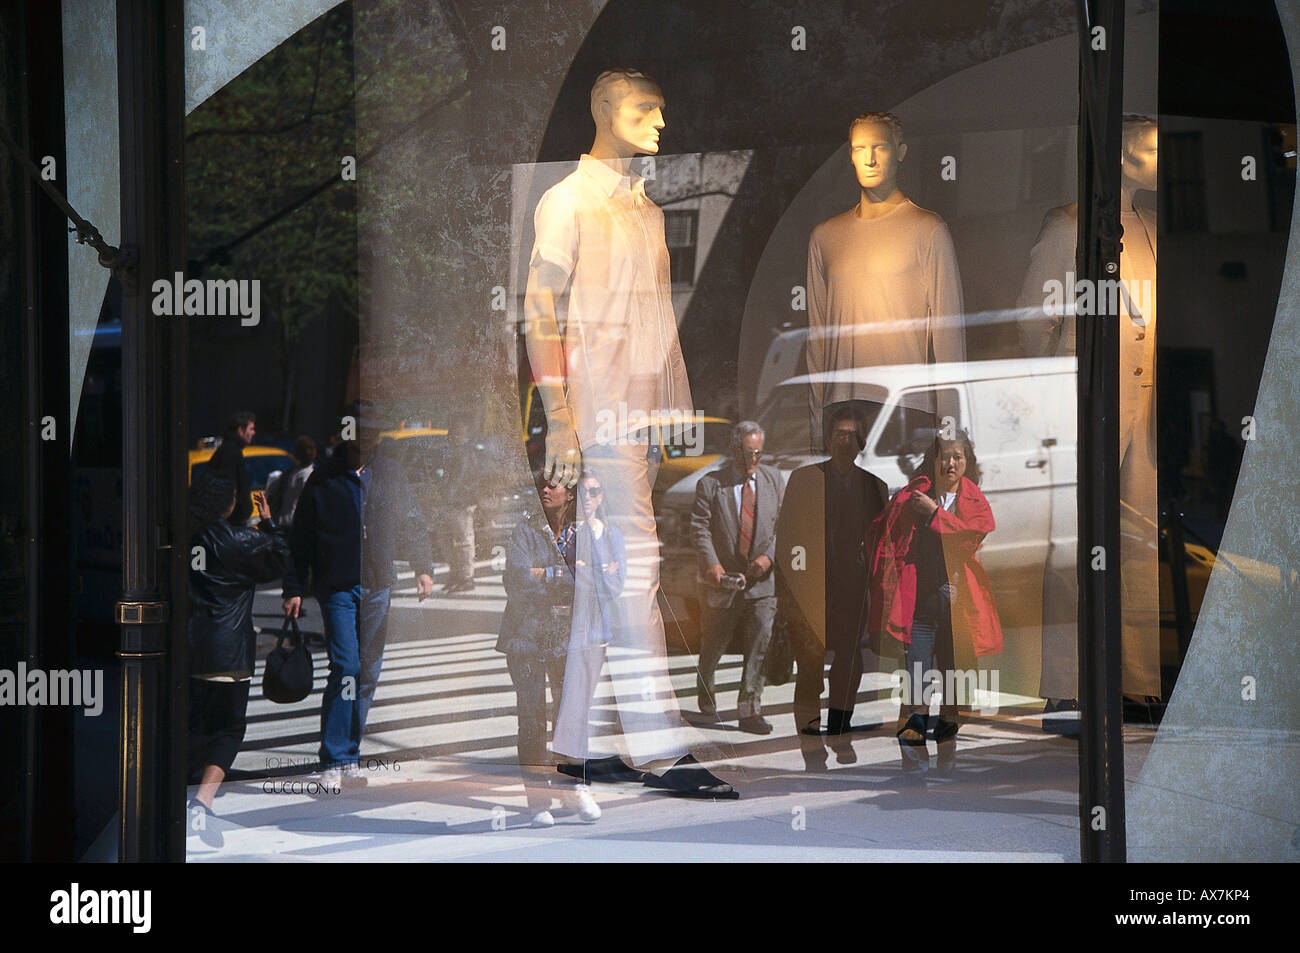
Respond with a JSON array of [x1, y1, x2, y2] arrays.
[[342, 762, 368, 787], [319, 767, 342, 789], [563, 782, 601, 822], [531, 809, 556, 828]]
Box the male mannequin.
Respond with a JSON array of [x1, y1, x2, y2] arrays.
[[523, 68, 734, 799], [1018, 115, 1161, 715], [806, 111, 965, 445]]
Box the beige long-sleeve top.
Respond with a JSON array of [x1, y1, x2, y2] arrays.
[[806, 199, 966, 414]]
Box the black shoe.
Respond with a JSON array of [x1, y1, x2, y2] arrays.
[[557, 757, 644, 784], [737, 715, 773, 735], [826, 708, 882, 735], [896, 712, 928, 747], [643, 755, 739, 799], [1041, 697, 1080, 737], [932, 717, 959, 743]]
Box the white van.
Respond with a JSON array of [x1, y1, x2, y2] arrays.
[[658, 357, 1078, 634]]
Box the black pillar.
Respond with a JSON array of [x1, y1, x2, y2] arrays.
[[1076, 0, 1126, 863], [116, 0, 187, 863]]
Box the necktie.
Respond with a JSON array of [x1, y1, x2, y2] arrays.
[[738, 478, 755, 559]]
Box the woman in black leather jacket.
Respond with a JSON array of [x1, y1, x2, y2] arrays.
[[187, 473, 289, 834]]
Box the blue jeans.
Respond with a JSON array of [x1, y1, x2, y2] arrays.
[[905, 587, 957, 719], [316, 586, 391, 767]]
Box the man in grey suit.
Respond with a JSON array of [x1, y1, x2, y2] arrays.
[[690, 421, 784, 734]]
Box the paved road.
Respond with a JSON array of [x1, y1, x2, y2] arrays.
[[186, 563, 1094, 862]]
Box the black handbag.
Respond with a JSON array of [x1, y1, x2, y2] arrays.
[[263, 615, 314, 704], [763, 612, 795, 687]]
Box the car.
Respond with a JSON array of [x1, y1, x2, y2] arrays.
[[377, 426, 536, 562], [188, 443, 298, 516], [630, 414, 734, 504], [658, 357, 1227, 660]]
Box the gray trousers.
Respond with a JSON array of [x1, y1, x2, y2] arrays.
[[697, 595, 777, 717]]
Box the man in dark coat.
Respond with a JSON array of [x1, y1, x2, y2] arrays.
[[282, 410, 434, 782], [775, 402, 889, 762], [206, 411, 257, 523]]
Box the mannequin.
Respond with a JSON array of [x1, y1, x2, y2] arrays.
[[1018, 115, 1161, 715], [523, 68, 735, 800], [806, 111, 966, 444]]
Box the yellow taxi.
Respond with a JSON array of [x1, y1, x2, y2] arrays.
[[188, 443, 298, 513]]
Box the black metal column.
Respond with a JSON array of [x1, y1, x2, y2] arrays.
[[116, 0, 186, 863], [1076, 0, 1126, 863]]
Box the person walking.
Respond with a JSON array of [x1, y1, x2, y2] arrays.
[[282, 412, 434, 786], [497, 476, 579, 826], [187, 473, 289, 844], [867, 429, 1002, 760], [775, 402, 889, 756], [266, 435, 317, 528], [207, 411, 257, 524], [691, 421, 783, 734]]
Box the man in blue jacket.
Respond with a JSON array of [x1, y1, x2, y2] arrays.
[[282, 410, 433, 784]]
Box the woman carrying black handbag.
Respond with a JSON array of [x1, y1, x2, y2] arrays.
[[187, 472, 289, 841]]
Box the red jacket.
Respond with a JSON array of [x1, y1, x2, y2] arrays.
[[866, 475, 1003, 657]]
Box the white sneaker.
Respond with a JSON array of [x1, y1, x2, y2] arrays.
[[564, 782, 601, 822], [531, 809, 556, 828], [342, 762, 368, 786], [319, 767, 342, 789]]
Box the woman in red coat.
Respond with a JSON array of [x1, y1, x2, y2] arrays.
[[867, 429, 1002, 747]]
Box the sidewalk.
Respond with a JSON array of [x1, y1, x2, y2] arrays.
[[187, 569, 1089, 862]]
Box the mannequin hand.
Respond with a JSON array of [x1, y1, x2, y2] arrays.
[[544, 410, 581, 488]]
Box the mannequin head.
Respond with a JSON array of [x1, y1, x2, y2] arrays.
[[1121, 115, 1158, 194], [849, 111, 907, 195], [590, 68, 665, 159]]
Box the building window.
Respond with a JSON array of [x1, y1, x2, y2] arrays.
[[664, 209, 698, 286], [1164, 131, 1208, 233]]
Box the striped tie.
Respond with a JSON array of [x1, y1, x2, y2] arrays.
[[738, 478, 755, 559]]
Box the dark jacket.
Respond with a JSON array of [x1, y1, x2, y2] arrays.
[[189, 519, 289, 677], [691, 461, 784, 603], [775, 461, 889, 645], [283, 450, 432, 597], [208, 437, 252, 523], [496, 512, 575, 658]]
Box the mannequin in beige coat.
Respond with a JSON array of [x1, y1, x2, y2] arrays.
[[1017, 116, 1161, 709]]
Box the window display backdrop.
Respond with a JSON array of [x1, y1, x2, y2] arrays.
[[352, 0, 1116, 788]]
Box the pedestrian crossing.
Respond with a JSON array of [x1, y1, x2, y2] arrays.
[[239, 567, 1047, 777]]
